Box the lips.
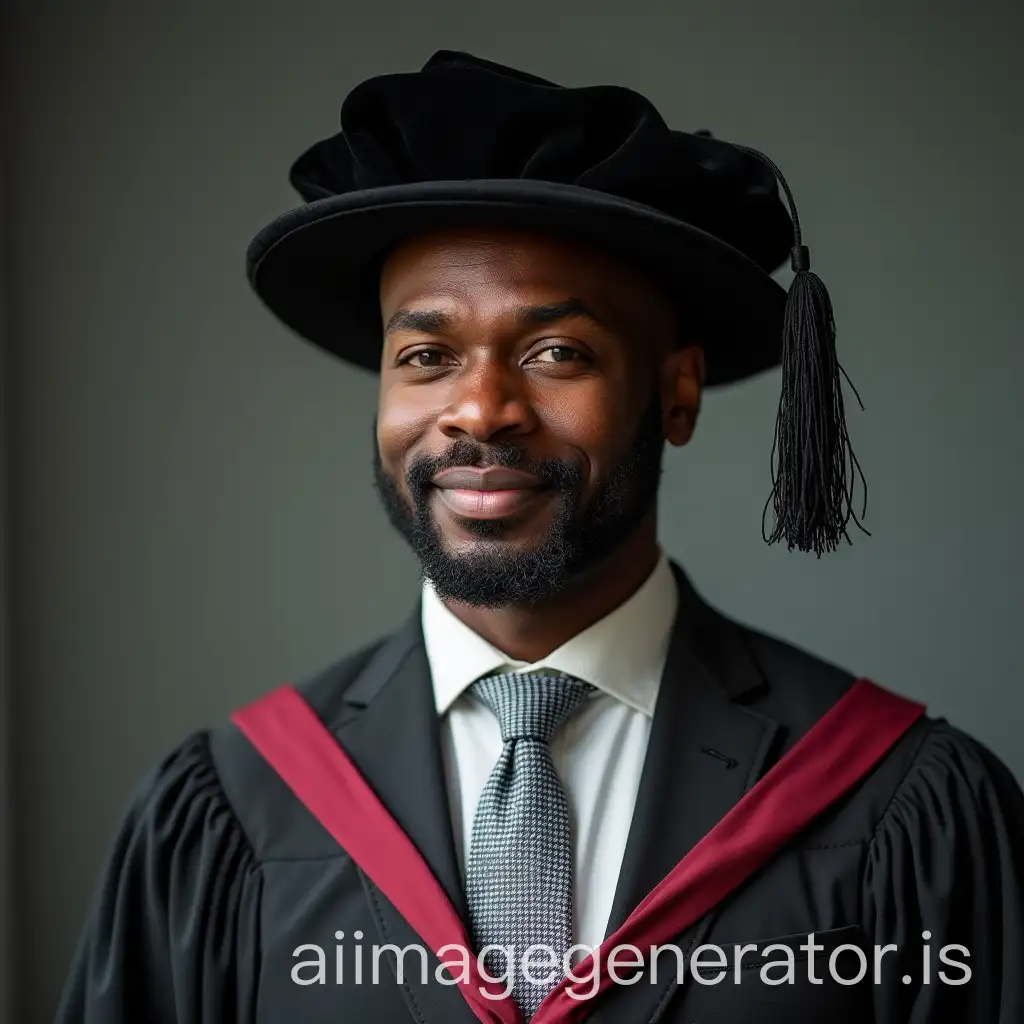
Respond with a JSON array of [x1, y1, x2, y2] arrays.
[[431, 467, 543, 490], [431, 466, 548, 520]]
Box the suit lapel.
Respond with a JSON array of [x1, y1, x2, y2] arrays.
[[328, 609, 479, 1024], [589, 564, 781, 1023]]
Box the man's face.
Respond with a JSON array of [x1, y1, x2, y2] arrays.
[[373, 226, 698, 607]]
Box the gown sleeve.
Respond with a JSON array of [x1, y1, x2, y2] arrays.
[[863, 721, 1024, 1023], [56, 732, 264, 1024]]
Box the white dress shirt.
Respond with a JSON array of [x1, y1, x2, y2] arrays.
[[420, 552, 678, 952]]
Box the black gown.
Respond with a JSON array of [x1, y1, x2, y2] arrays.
[[57, 568, 1024, 1023]]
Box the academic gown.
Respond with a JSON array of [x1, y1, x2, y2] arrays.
[[58, 563, 1024, 1023]]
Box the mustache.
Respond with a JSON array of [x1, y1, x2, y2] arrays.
[[405, 439, 582, 496]]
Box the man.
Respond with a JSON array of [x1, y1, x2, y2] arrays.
[[59, 51, 1024, 1023]]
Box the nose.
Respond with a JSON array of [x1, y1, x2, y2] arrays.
[[435, 359, 536, 443]]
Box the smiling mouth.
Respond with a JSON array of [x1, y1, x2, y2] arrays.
[[432, 485, 551, 520]]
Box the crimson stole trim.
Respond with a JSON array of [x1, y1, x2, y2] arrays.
[[232, 679, 925, 1024]]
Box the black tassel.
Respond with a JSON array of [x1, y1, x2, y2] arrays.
[[738, 146, 869, 555]]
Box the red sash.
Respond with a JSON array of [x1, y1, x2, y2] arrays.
[[231, 678, 924, 1024]]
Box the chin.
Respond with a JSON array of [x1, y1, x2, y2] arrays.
[[441, 524, 549, 553], [435, 506, 555, 542]]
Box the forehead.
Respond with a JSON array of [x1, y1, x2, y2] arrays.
[[378, 225, 668, 323]]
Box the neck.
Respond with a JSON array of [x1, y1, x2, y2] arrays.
[[439, 518, 661, 663]]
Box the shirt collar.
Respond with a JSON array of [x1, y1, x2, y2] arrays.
[[421, 551, 678, 717]]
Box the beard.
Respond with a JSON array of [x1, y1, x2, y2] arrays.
[[372, 394, 666, 608]]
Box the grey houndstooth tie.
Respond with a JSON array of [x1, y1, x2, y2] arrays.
[[465, 671, 594, 1019]]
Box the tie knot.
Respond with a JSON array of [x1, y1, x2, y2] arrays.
[[470, 671, 594, 744]]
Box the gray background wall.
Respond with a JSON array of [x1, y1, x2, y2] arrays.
[[1, 162, 13, 1024], [3, 1, 1022, 1020]]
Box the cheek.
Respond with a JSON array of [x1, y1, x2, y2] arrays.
[[535, 387, 619, 485], [376, 390, 434, 470]]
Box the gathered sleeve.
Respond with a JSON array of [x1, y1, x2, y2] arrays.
[[57, 732, 264, 1024], [863, 722, 1024, 1023]]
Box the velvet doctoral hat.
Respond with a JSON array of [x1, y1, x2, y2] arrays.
[[247, 50, 867, 555]]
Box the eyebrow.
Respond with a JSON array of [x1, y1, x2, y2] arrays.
[[383, 297, 609, 336]]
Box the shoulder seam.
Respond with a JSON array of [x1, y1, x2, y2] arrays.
[[203, 727, 267, 869], [866, 717, 941, 848]]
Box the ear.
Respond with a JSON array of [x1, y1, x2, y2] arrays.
[[660, 345, 704, 447]]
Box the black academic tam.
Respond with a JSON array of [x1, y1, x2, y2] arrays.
[[59, 567, 1024, 1023]]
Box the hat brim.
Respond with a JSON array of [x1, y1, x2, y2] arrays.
[[246, 178, 788, 387]]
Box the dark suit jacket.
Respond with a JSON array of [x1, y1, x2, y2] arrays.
[[59, 563, 1024, 1023]]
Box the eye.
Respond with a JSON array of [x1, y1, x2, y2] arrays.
[[397, 348, 453, 369], [529, 344, 585, 364]]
